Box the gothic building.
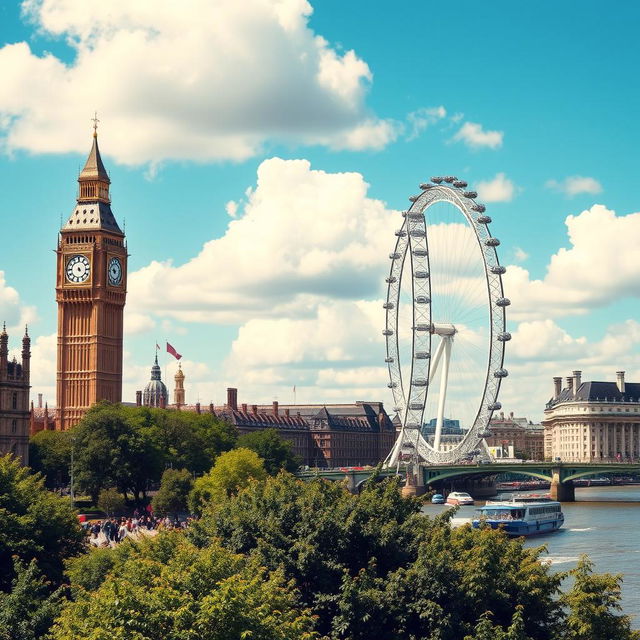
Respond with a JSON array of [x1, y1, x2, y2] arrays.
[[142, 355, 168, 408], [0, 325, 30, 463], [55, 127, 127, 429]]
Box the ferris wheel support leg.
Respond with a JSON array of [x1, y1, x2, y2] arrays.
[[384, 433, 404, 468], [428, 336, 446, 385], [433, 336, 452, 451]]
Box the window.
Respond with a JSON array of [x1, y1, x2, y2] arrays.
[[11, 420, 17, 434], [12, 393, 17, 410]]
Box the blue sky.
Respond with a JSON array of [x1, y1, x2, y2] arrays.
[[1, 0, 639, 419]]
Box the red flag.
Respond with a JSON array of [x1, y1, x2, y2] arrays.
[[166, 342, 182, 360]]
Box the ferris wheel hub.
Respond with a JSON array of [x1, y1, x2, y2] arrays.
[[431, 323, 456, 336]]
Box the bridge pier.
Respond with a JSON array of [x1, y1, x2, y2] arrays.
[[550, 466, 575, 502], [402, 464, 426, 497]]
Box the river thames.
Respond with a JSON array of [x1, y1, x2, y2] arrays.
[[423, 485, 640, 626]]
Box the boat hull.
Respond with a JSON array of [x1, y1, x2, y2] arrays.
[[472, 516, 564, 536]]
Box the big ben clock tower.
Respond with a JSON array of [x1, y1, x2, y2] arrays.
[[55, 122, 127, 430]]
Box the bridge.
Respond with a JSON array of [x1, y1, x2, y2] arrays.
[[298, 462, 640, 501]]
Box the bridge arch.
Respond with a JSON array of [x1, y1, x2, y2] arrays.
[[424, 466, 553, 485]]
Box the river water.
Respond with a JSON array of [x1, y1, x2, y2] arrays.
[[422, 485, 640, 625]]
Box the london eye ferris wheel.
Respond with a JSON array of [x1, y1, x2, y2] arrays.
[[383, 176, 510, 466]]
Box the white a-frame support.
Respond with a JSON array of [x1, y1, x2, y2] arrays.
[[430, 333, 453, 451]]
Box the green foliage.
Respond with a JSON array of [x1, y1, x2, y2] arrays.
[[97, 488, 125, 517], [71, 402, 237, 505], [52, 532, 317, 640], [560, 555, 640, 640], [0, 558, 63, 640], [0, 454, 85, 591], [188, 448, 266, 514], [72, 402, 162, 504], [28, 430, 71, 490], [190, 473, 571, 639], [65, 547, 118, 594], [237, 428, 299, 475], [151, 468, 193, 517]]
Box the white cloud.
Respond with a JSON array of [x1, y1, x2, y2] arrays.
[[0, 0, 394, 165], [28, 333, 56, 405], [128, 157, 397, 325], [504, 205, 640, 321], [476, 172, 516, 202], [453, 121, 503, 149], [124, 312, 156, 336], [225, 201, 238, 218], [546, 175, 603, 197], [513, 247, 528, 262], [0, 271, 36, 333], [500, 319, 640, 420], [405, 106, 446, 141]]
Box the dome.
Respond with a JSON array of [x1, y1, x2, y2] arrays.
[[143, 355, 168, 407]]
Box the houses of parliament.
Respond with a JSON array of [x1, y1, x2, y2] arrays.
[[3, 126, 395, 469]]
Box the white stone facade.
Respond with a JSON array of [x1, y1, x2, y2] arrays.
[[542, 371, 640, 462]]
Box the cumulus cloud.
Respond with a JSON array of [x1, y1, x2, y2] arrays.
[[546, 175, 603, 197], [476, 172, 517, 202], [0, 0, 395, 165], [0, 271, 37, 333], [128, 157, 397, 324], [500, 319, 640, 419], [452, 121, 503, 149], [504, 205, 640, 321], [513, 247, 528, 262]]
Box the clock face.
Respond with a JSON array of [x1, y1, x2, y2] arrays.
[[65, 254, 90, 284], [108, 257, 123, 286]]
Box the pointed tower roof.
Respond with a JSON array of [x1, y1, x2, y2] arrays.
[[79, 133, 110, 183], [61, 122, 123, 235]]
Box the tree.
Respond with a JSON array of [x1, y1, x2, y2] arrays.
[[71, 402, 163, 504], [52, 532, 317, 640], [188, 448, 266, 514], [237, 428, 300, 475], [0, 454, 85, 591], [151, 468, 193, 517], [97, 488, 125, 517], [28, 429, 71, 490], [144, 408, 237, 474], [561, 555, 640, 640], [0, 559, 64, 640], [189, 473, 569, 640]]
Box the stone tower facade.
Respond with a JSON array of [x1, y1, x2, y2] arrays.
[[55, 129, 127, 430], [0, 325, 31, 463], [174, 365, 185, 407]]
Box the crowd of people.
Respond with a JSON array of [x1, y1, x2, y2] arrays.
[[84, 512, 196, 547]]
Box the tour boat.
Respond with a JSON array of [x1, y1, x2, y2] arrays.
[[472, 496, 564, 536], [446, 491, 474, 506]]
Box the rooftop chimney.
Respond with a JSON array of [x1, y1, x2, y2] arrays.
[[241, 403, 247, 413], [37, 393, 43, 409], [284, 408, 290, 417], [272, 400, 279, 417], [252, 404, 258, 415], [227, 387, 238, 412], [573, 370, 582, 393], [566, 376, 574, 395], [136, 390, 142, 407], [616, 371, 625, 393], [196, 402, 201, 414], [553, 377, 562, 399]]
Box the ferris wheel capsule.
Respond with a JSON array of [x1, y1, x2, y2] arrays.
[[472, 204, 486, 213], [453, 180, 468, 188], [409, 195, 419, 202], [491, 265, 506, 274], [487, 402, 502, 411], [485, 238, 500, 247], [463, 190, 478, 199], [497, 332, 512, 341], [444, 176, 456, 183], [496, 298, 511, 307], [493, 369, 509, 378], [477, 215, 492, 224]]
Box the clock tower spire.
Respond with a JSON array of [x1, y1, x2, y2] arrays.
[[55, 122, 127, 430]]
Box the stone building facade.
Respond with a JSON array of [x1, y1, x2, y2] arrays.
[[487, 411, 545, 460], [0, 325, 30, 463], [162, 388, 396, 468], [542, 370, 640, 462]]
